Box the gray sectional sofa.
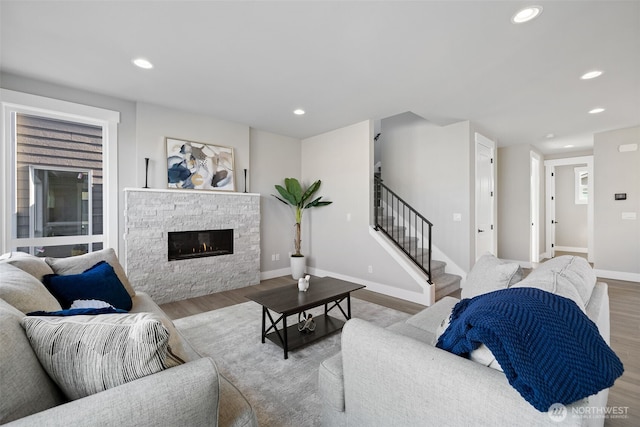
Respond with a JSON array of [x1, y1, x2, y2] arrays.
[[319, 255, 614, 426], [0, 249, 257, 427]]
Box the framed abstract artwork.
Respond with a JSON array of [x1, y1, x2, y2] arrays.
[[166, 137, 235, 192]]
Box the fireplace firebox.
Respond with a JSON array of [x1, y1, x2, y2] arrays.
[[168, 229, 234, 261]]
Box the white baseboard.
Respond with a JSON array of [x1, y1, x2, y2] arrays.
[[554, 246, 588, 253], [260, 267, 291, 281], [592, 269, 640, 283], [307, 266, 434, 306]]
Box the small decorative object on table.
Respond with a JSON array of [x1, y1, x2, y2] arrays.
[[298, 275, 310, 292], [298, 312, 316, 333]]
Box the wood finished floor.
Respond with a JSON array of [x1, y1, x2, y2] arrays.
[[160, 275, 639, 426]]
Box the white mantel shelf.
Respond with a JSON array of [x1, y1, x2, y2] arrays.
[[124, 187, 260, 197]]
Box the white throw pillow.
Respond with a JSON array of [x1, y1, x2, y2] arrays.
[[462, 253, 523, 299], [70, 299, 114, 309], [21, 313, 183, 400], [434, 308, 503, 371]]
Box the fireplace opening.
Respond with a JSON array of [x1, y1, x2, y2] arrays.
[[168, 229, 234, 261]]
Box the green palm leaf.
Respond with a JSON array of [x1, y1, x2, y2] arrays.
[[272, 177, 332, 257]]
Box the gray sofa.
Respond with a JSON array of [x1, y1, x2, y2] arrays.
[[0, 249, 258, 427], [319, 255, 613, 426]]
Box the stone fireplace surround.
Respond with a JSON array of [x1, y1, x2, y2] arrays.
[[124, 188, 260, 304]]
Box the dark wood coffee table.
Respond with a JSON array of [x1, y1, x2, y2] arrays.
[[245, 277, 365, 359]]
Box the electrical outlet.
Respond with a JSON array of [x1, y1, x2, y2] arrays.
[[368, 265, 373, 274], [275, 253, 280, 261], [271, 254, 276, 261]]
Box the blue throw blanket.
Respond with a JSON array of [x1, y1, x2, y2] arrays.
[[436, 287, 623, 411]]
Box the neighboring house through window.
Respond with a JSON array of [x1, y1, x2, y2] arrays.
[[1, 89, 119, 257]]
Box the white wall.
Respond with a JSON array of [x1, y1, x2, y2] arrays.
[[135, 102, 250, 191], [301, 121, 421, 292], [249, 128, 301, 276], [379, 112, 473, 271], [497, 144, 531, 262], [594, 126, 640, 276]]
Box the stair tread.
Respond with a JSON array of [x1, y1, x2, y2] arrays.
[[434, 272, 462, 300]]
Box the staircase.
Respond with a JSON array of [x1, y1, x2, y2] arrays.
[[374, 175, 461, 301], [376, 214, 461, 300]]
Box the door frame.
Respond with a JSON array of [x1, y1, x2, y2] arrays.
[[530, 151, 541, 263], [474, 132, 497, 261], [543, 156, 594, 262]]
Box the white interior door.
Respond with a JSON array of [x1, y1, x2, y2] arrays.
[[475, 133, 495, 259]]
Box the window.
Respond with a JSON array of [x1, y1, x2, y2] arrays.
[[1, 89, 119, 256]]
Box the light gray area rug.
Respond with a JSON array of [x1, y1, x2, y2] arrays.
[[174, 298, 411, 427]]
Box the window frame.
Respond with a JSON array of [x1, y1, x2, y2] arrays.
[[1, 89, 119, 254]]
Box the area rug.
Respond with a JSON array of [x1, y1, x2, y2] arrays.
[[174, 298, 411, 427]]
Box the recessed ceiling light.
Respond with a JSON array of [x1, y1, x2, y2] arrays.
[[564, 145, 575, 148], [581, 70, 603, 80], [545, 133, 555, 139], [293, 109, 305, 115], [589, 107, 605, 114], [132, 58, 153, 69], [512, 6, 543, 23]]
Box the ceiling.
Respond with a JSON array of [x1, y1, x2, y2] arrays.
[[1, 1, 639, 154]]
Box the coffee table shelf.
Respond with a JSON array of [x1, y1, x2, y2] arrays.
[[264, 314, 345, 351]]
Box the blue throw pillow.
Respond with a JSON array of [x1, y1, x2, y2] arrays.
[[43, 261, 133, 311], [27, 307, 128, 316]]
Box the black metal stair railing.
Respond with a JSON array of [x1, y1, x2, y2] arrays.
[[374, 175, 433, 284]]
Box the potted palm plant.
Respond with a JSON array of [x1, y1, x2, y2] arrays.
[[273, 178, 332, 279]]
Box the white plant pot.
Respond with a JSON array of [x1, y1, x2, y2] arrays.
[[290, 256, 305, 280]]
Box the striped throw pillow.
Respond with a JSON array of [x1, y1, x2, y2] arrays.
[[21, 313, 183, 400]]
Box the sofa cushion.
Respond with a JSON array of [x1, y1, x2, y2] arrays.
[[403, 296, 458, 343], [43, 261, 133, 311], [45, 248, 135, 297], [511, 269, 586, 312], [532, 256, 596, 306], [0, 299, 65, 424], [22, 312, 183, 400], [0, 251, 54, 281], [462, 253, 523, 299], [0, 263, 63, 313]]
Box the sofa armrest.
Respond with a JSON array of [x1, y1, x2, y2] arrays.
[[4, 357, 220, 427], [340, 319, 588, 427]]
